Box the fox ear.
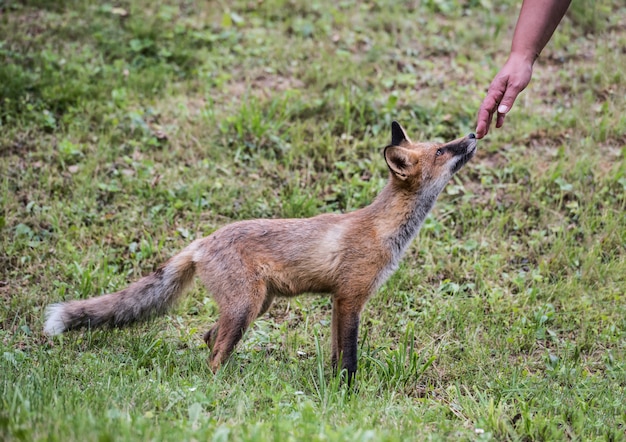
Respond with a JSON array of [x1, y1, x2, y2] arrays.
[[391, 121, 411, 146], [384, 146, 415, 180]]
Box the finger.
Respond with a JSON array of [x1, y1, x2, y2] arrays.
[[478, 108, 494, 138], [497, 86, 522, 116], [484, 77, 508, 111], [476, 103, 496, 139], [475, 123, 486, 139], [476, 77, 508, 138], [495, 81, 525, 129], [475, 109, 491, 139], [475, 94, 498, 138], [496, 112, 505, 128]]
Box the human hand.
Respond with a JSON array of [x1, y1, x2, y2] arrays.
[[475, 53, 534, 139]]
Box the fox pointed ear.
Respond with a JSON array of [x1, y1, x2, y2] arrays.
[[391, 121, 411, 146], [384, 146, 415, 180]]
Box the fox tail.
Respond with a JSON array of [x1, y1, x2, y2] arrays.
[[43, 240, 202, 336]]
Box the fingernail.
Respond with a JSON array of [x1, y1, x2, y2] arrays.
[[498, 105, 508, 113]]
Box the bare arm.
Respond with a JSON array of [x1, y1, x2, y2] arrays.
[[475, 0, 571, 139]]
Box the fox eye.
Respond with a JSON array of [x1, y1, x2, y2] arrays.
[[436, 148, 443, 157]]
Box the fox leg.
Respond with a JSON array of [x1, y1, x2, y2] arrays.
[[203, 294, 274, 352], [207, 284, 269, 372], [207, 311, 250, 372], [331, 301, 341, 371], [257, 293, 275, 318], [331, 297, 363, 384], [203, 326, 219, 351]]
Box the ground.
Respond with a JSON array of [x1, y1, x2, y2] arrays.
[[1, 0, 625, 440]]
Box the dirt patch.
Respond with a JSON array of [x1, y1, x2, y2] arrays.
[[0, 130, 56, 157], [226, 73, 306, 101], [474, 149, 509, 169], [0, 9, 47, 39]]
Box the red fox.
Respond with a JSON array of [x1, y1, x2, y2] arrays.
[[44, 121, 476, 381]]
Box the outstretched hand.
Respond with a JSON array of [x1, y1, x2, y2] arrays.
[[475, 54, 534, 139]]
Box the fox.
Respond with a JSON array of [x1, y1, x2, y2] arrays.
[[44, 121, 476, 382]]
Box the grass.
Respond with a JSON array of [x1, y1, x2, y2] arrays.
[[1, 0, 625, 440]]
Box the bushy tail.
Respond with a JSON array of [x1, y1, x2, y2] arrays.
[[44, 240, 201, 335]]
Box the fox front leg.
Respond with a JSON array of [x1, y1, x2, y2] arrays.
[[331, 297, 363, 385]]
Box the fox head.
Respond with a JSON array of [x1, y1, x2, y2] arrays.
[[383, 121, 476, 190]]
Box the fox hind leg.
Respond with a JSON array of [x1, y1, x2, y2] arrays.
[[203, 325, 219, 351], [207, 284, 270, 372], [207, 311, 251, 372], [203, 294, 273, 353]]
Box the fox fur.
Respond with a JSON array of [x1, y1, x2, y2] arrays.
[[44, 121, 477, 381]]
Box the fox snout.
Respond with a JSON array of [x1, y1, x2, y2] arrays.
[[446, 133, 477, 155], [448, 134, 477, 174]]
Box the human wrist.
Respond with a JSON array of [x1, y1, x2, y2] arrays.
[[507, 50, 538, 67]]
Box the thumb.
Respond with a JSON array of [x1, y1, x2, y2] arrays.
[[495, 86, 521, 129], [495, 89, 518, 128], [497, 88, 519, 115], [497, 74, 530, 115]]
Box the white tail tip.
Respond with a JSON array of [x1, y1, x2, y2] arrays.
[[43, 304, 67, 335]]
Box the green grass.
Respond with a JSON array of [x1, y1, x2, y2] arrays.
[[1, 0, 625, 440]]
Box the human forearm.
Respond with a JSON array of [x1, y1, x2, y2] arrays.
[[510, 0, 572, 63], [475, 0, 572, 138]]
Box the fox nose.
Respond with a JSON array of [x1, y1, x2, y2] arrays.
[[468, 133, 476, 139]]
